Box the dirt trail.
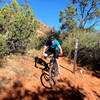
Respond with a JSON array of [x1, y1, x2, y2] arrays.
[[0, 55, 100, 100]]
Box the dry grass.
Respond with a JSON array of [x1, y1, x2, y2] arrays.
[[26, 49, 42, 58]]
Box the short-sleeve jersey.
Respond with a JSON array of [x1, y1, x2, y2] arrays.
[[45, 39, 60, 50]]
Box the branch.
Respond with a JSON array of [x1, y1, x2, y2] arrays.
[[82, 1, 94, 26], [86, 21, 97, 30]]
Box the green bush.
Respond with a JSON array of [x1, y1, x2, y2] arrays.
[[61, 28, 100, 67], [28, 36, 46, 50], [61, 29, 85, 57], [0, 1, 39, 55], [0, 35, 7, 56]]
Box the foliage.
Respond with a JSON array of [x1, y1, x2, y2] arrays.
[[61, 28, 100, 67], [0, 35, 7, 56], [59, 5, 77, 32], [61, 28, 85, 56], [28, 36, 45, 50], [0, 0, 39, 55], [59, 0, 100, 32], [59, 0, 100, 68], [77, 33, 100, 67]]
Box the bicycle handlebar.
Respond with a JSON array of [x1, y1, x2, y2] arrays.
[[41, 54, 63, 59]]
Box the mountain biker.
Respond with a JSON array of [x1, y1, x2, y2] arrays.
[[42, 34, 63, 73]]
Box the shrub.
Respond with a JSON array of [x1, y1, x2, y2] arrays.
[[0, 35, 7, 56], [28, 36, 46, 50], [61, 28, 100, 67], [0, 1, 39, 55]]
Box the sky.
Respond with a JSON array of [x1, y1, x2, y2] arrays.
[[0, 0, 68, 30], [27, 0, 67, 30]]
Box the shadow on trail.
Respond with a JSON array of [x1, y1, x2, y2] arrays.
[[1, 79, 86, 100], [1, 80, 40, 100], [92, 90, 100, 99], [35, 85, 85, 100], [92, 71, 100, 78], [60, 65, 73, 73], [40, 78, 86, 100]]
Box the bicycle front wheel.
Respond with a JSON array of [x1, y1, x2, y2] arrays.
[[49, 64, 58, 88], [40, 72, 56, 89]]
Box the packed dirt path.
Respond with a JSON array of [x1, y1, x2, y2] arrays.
[[0, 54, 100, 100]]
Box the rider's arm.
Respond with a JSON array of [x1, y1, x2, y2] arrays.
[[58, 45, 63, 54], [42, 46, 47, 54]]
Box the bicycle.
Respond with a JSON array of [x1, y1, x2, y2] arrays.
[[40, 54, 62, 89]]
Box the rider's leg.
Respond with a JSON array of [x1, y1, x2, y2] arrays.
[[55, 58, 61, 73], [54, 50, 61, 73]]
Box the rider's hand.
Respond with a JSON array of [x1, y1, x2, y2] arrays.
[[59, 54, 62, 57], [41, 52, 44, 58], [41, 53, 48, 58], [41, 55, 44, 58]]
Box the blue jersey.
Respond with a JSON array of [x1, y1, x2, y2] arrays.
[[46, 39, 60, 50]]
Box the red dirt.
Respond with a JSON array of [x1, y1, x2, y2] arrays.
[[0, 55, 100, 100]]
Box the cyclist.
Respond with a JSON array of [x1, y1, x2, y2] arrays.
[[42, 34, 63, 73]]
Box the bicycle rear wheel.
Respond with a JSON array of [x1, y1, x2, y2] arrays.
[[40, 72, 56, 89]]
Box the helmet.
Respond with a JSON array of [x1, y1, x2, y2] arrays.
[[49, 35, 55, 41]]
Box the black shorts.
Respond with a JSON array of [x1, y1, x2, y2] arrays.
[[45, 48, 59, 59]]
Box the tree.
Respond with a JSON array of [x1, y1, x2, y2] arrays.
[[0, 0, 39, 55], [59, 0, 100, 32], [59, 5, 77, 33]]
